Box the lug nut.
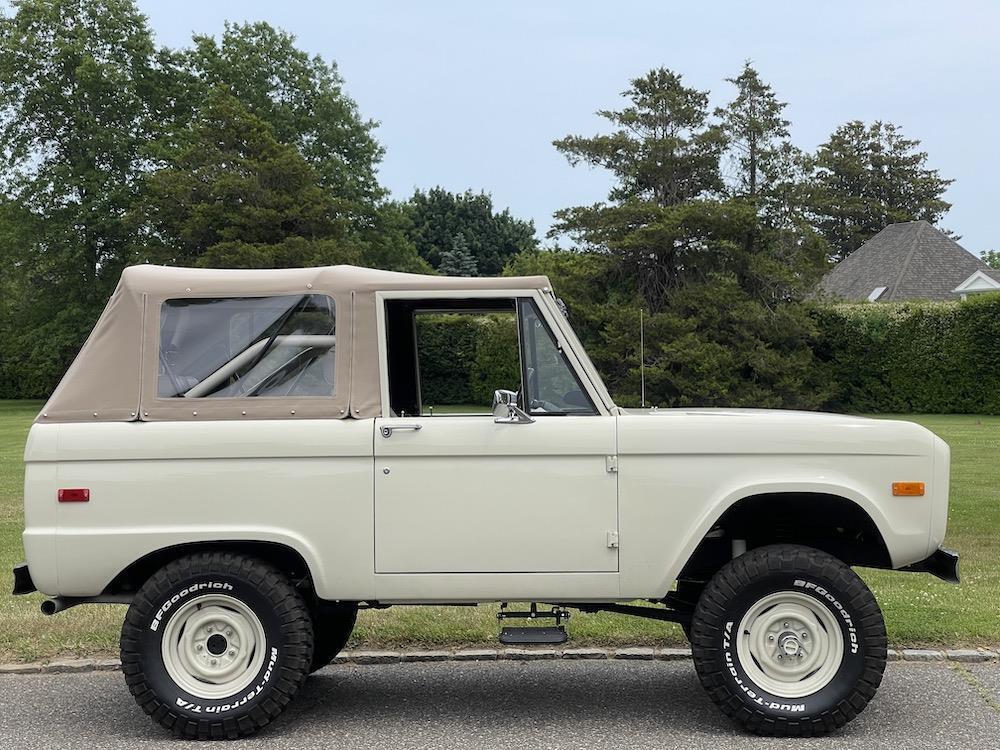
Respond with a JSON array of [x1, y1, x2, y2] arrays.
[[206, 626, 213, 633], [801, 632, 808, 639], [783, 621, 789, 628], [229, 649, 236, 657], [210, 658, 217, 665], [226, 629, 233, 637], [195, 644, 203, 652]]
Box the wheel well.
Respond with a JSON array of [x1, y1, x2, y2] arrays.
[[103, 541, 313, 596], [676, 493, 892, 589]]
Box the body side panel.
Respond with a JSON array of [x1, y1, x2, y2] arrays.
[[616, 412, 938, 598], [24, 419, 375, 599]]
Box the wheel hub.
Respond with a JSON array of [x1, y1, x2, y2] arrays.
[[161, 594, 267, 700], [736, 590, 845, 699], [779, 633, 802, 657]]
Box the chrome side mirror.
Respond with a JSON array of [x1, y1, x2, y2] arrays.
[[493, 389, 534, 424]]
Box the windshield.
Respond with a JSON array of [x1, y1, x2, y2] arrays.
[[517, 298, 595, 415]]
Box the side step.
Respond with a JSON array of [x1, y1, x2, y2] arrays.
[[497, 602, 570, 645], [500, 625, 567, 645]]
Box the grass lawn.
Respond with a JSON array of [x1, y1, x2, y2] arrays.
[[0, 401, 997, 661]]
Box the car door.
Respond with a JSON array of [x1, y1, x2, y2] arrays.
[[373, 293, 618, 575]]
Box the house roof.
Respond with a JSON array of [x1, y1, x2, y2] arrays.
[[817, 221, 1000, 302]]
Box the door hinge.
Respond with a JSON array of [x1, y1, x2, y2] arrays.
[[607, 530, 619, 549], [605, 455, 618, 473]]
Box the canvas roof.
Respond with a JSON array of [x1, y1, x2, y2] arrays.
[[39, 264, 551, 423], [817, 221, 1000, 302]]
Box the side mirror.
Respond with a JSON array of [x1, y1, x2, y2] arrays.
[[493, 389, 534, 424]]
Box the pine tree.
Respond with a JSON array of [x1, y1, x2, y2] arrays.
[[806, 121, 953, 261], [437, 233, 479, 276]]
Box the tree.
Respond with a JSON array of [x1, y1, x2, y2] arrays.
[[555, 68, 725, 209], [981, 250, 1000, 270], [402, 187, 537, 275], [552, 68, 729, 304], [547, 67, 826, 409], [0, 0, 162, 290], [438, 233, 478, 276], [0, 0, 168, 395], [714, 63, 827, 300], [177, 22, 435, 274], [143, 88, 429, 273], [806, 121, 953, 261], [184, 22, 383, 219], [715, 62, 794, 201]]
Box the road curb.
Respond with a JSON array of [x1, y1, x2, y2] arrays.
[[2, 647, 998, 675]]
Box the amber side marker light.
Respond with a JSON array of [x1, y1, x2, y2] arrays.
[[892, 482, 925, 497]]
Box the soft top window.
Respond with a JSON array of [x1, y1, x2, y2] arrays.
[[158, 294, 336, 399]]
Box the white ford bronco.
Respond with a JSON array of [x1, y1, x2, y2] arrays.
[[14, 264, 958, 739]]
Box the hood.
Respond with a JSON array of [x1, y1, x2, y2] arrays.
[[617, 407, 936, 457]]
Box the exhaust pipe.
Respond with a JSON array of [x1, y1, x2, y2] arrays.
[[40, 597, 74, 616], [40, 594, 132, 615]]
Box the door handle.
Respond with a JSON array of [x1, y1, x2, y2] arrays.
[[380, 423, 423, 438]]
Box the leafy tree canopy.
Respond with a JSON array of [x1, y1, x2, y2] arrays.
[[184, 22, 384, 218], [401, 187, 537, 275]]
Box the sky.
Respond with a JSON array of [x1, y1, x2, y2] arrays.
[[137, 0, 999, 254]]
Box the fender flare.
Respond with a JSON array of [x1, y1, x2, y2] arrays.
[[658, 480, 894, 596]]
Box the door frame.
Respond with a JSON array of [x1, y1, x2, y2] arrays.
[[372, 287, 621, 602], [374, 288, 614, 418]]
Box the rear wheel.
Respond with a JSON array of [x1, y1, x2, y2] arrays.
[[690, 544, 886, 736], [309, 603, 358, 673], [120, 552, 313, 739]]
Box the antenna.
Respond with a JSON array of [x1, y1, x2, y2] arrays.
[[640, 307, 645, 408]]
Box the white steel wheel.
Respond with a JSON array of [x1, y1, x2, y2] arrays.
[[160, 593, 268, 700], [736, 589, 844, 699]]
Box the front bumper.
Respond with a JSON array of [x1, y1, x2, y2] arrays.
[[12, 562, 36, 595], [901, 547, 960, 584]]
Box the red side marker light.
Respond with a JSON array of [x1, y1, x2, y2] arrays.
[[58, 488, 90, 503]]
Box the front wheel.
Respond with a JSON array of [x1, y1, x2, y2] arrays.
[[690, 544, 886, 736], [120, 552, 314, 739]]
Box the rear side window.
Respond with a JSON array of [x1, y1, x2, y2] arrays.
[[158, 295, 336, 399]]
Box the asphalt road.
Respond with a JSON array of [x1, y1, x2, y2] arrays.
[[1, 659, 998, 749]]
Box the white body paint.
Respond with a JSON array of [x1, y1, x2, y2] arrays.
[[21, 283, 951, 603]]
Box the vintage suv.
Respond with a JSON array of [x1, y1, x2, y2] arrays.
[[14, 264, 958, 739]]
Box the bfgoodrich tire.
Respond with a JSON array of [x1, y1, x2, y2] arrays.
[[690, 544, 887, 736], [120, 552, 313, 739]]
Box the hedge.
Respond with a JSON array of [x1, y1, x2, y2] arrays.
[[415, 313, 519, 408], [812, 294, 1000, 415], [4, 295, 1000, 415]]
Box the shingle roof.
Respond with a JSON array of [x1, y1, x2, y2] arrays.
[[817, 221, 1000, 301]]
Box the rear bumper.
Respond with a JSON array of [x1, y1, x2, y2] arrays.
[[902, 547, 960, 584], [12, 562, 36, 595]]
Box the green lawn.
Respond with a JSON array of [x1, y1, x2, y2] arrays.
[[0, 402, 996, 662]]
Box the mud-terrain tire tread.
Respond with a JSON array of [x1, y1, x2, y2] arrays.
[[690, 544, 887, 737], [309, 604, 358, 673], [120, 551, 313, 739]]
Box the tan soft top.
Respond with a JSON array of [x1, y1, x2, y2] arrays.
[[39, 264, 551, 423]]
